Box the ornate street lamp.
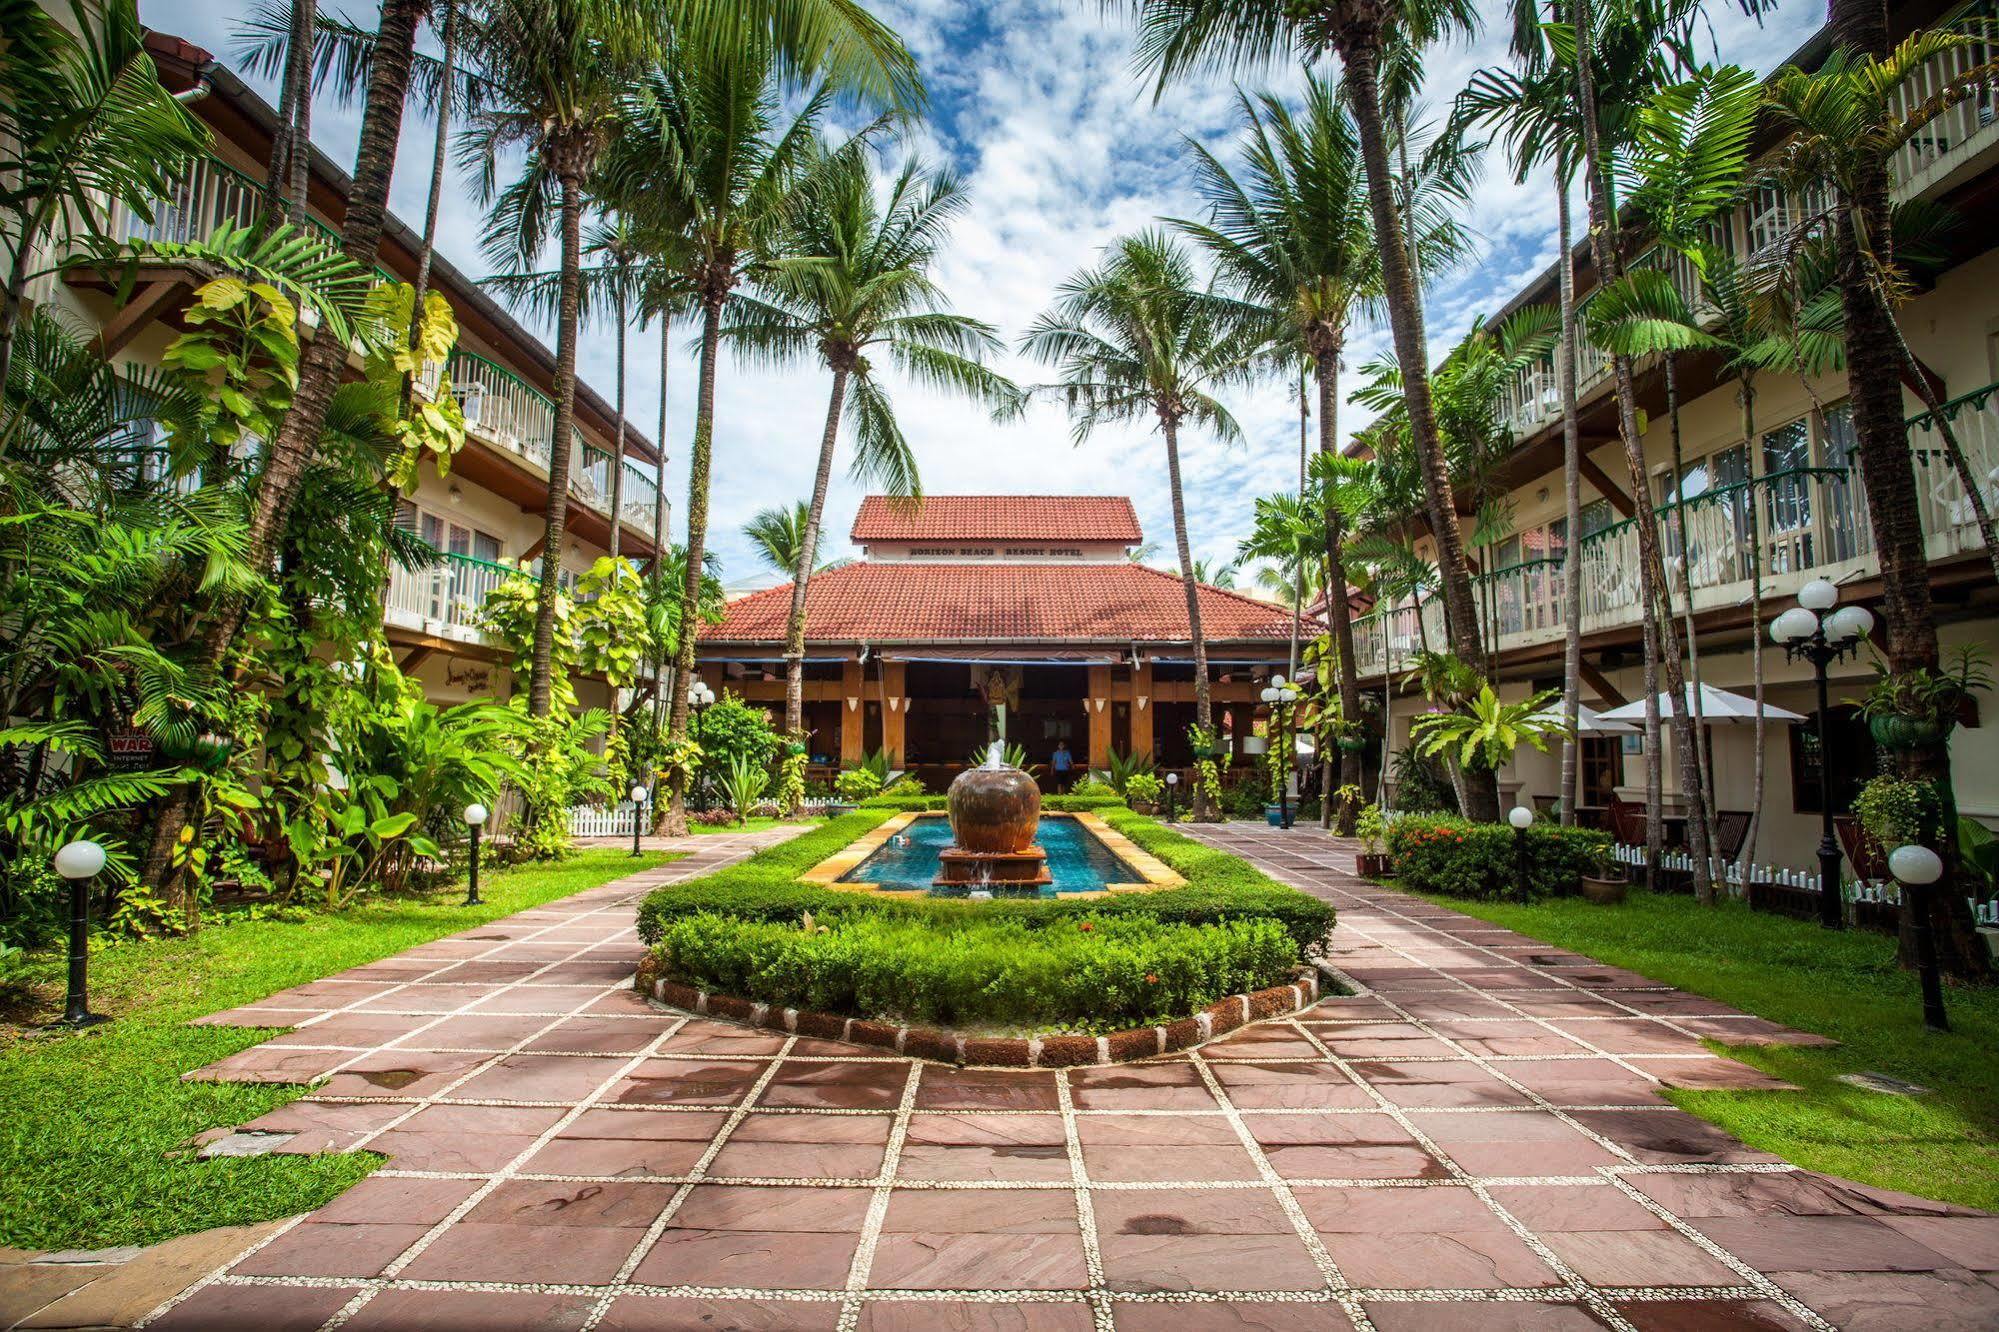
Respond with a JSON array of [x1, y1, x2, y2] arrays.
[[1889, 844, 1950, 1033], [51, 840, 109, 1029], [462, 802, 489, 906], [629, 782, 649, 857], [1259, 675, 1300, 830], [1772, 578, 1874, 928]]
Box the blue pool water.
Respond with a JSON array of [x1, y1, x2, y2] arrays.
[[841, 815, 1139, 897]]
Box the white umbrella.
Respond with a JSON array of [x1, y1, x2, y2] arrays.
[[1529, 703, 1639, 736], [1598, 683, 1804, 726]]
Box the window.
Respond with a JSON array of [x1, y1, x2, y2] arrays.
[[1578, 499, 1617, 539], [1762, 418, 1815, 571], [1580, 736, 1620, 808], [1790, 705, 1876, 814], [1746, 183, 1788, 261]]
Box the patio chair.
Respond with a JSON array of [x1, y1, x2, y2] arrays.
[[1606, 795, 1647, 847], [1713, 810, 1752, 862], [1834, 814, 1891, 884]]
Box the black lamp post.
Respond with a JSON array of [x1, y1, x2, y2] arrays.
[[50, 840, 109, 1029], [687, 679, 715, 810], [1164, 770, 1179, 824], [1260, 675, 1299, 830], [629, 782, 648, 857], [1889, 844, 1951, 1033], [1509, 805, 1534, 893], [1772, 577, 1874, 929], [462, 802, 488, 906]]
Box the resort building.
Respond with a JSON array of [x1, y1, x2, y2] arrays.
[[34, 30, 662, 713], [1352, 4, 1999, 868], [693, 496, 1297, 787]]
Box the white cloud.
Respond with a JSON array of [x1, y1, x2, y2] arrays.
[[153, 0, 1821, 583]]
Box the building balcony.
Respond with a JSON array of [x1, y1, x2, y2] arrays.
[[384, 551, 515, 646], [100, 155, 658, 541], [1352, 381, 1999, 678]]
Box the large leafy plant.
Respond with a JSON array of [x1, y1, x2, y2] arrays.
[[1411, 685, 1569, 776]]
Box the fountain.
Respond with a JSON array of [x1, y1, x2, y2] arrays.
[[935, 741, 1050, 888]]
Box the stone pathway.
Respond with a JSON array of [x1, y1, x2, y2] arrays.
[[106, 825, 1999, 1330]]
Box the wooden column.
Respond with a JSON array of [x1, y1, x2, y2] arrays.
[[882, 661, 908, 762], [1087, 664, 1113, 770], [1131, 662, 1155, 758], [840, 658, 864, 764]]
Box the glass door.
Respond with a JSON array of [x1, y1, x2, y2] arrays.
[[1761, 419, 1815, 573]]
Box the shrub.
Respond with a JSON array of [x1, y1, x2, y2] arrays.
[[1385, 814, 1611, 901], [835, 767, 883, 803], [1220, 780, 1266, 820], [654, 910, 1296, 1030], [1123, 773, 1162, 806], [1071, 774, 1118, 798], [1852, 776, 1945, 849], [693, 692, 779, 790], [881, 774, 927, 797], [635, 807, 1336, 963]]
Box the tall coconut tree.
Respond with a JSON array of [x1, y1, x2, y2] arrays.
[[743, 501, 811, 575], [724, 152, 1021, 760], [1123, 2, 1497, 822], [1022, 231, 1271, 817], [597, 52, 856, 835], [460, 0, 661, 719]]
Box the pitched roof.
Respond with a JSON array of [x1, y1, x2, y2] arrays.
[[849, 495, 1143, 544], [702, 562, 1294, 645]]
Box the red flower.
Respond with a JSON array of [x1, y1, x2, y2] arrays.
[[1145, 973, 1159, 984], [1078, 922, 1094, 933]]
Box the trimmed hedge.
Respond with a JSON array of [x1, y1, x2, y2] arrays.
[[635, 808, 1336, 962], [857, 793, 1126, 813], [655, 911, 1296, 1030], [1386, 814, 1611, 900]]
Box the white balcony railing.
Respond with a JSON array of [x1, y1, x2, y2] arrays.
[[1350, 384, 1999, 678], [384, 551, 515, 641]]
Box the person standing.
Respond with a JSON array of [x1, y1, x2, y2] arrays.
[[1051, 740, 1075, 793]]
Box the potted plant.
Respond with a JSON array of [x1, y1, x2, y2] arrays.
[[1124, 772, 1163, 814], [1355, 803, 1389, 877], [1579, 843, 1628, 905], [1852, 775, 1945, 853], [1857, 647, 1990, 751]]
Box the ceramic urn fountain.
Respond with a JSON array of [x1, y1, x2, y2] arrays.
[[936, 742, 1050, 886]]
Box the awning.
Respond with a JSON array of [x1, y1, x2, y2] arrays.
[[877, 648, 1120, 665]]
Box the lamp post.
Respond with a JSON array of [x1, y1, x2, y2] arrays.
[[50, 840, 108, 1029], [687, 680, 716, 812], [1772, 578, 1874, 928], [1509, 805, 1534, 896], [462, 802, 488, 906], [1889, 844, 1951, 1033], [1164, 770, 1179, 824], [1260, 674, 1300, 830], [629, 782, 648, 857]]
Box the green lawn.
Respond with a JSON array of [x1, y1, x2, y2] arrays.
[[1410, 886, 1999, 1210], [0, 848, 677, 1250]]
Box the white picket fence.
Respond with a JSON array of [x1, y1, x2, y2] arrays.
[[1608, 842, 1902, 906]]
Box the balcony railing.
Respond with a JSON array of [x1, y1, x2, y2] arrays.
[[1890, 13, 1999, 192], [1350, 381, 1999, 677], [384, 551, 515, 641]]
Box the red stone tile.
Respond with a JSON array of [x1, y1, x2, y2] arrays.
[[758, 1062, 910, 1109], [1242, 1112, 1448, 1181], [467, 985, 606, 1013], [523, 1016, 663, 1055], [310, 1174, 483, 1225], [1879, 1215, 1999, 1270], [870, 1232, 1088, 1289], [467, 1178, 675, 1228], [732, 1112, 894, 1145], [1096, 1231, 1325, 1292], [859, 1302, 1093, 1331], [916, 1068, 1062, 1111], [1344, 1059, 1535, 1109], [1610, 1299, 1814, 1331], [655, 1025, 792, 1056], [1692, 1214, 1959, 1273], [708, 1140, 886, 1180], [1112, 1305, 1355, 1331], [1068, 1062, 1217, 1111], [1571, 1109, 1784, 1165], [1542, 1227, 1745, 1286], [610, 1059, 767, 1105], [671, 1184, 874, 1231], [231, 1221, 430, 1278], [632, 1227, 860, 1288], [398, 1221, 642, 1283], [882, 1188, 1078, 1235], [340, 1288, 597, 1330], [1768, 1267, 1999, 1331], [1363, 1301, 1608, 1330], [149, 1282, 362, 1330], [370, 1104, 567, 1172], [1074, 1114, 1240, 1148], [312, 1050, 489, 1098], [1485, 1183, 1670, 1232], [1091, 1187, 1295, 1236], [1081, 1142, 1261, 1183], [896, 1142, 1073, 1183], [449, 1053, 631, 1101]]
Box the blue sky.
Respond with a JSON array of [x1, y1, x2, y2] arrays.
[[157, 0, 1820, 590]]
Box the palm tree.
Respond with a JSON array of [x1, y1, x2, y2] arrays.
[[1023, 231, 1270, 817], [1124, 0, 1495, 768], [743, 501, 811, 575], [460, 0, 660, 719], [0, 0, 208, 387], [725, 152, 1020, 750], [597, 51, 853, 835], [1236, 492, 1319, 679]]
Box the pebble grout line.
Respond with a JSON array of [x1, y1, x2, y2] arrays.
[[833, 1061, 924, 1332]]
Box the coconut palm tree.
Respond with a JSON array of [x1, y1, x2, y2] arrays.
[[1123, 0, 1495, 746], [743, 501, 811, 575], [1236, 492, 1319, 680], [459, 0, 661, 719], [724, 152, 1021, 751], [597, 52, 853, 835], [1023, 232, 1271, 817]]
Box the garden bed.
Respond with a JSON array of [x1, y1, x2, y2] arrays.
[[634, 808, 1336, 1043]]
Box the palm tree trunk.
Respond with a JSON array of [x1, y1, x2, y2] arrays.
[[412, 0, 454, 315], [269, 0, 316, 217], [785, 363, 850, 785], [1571, 0, 1714, 900], [526, 168, 584, 719], [1291, 372, 1305, 682], [1316, 346, 1362, 834], [1162, 413, 1214, 819], [664, 291, 727, 837], [649, 312, 672, 757], [143, 0, 424, 901], [1829, 0, 1988, 978], [1337, 34, 1494, 828], [1739, 378, 1766, 871], [608, 288, 628, 561], [1557, 183, 1583, 827]]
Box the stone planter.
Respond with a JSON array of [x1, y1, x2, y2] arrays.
[[1580, 872, 1628, 905], [1357, 851, 1390, 878]]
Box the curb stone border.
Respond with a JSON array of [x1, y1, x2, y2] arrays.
[[633, 957, 1321, 1068]]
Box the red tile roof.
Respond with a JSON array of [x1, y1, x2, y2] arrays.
[[850, 495, 1143, 545], [702, 562, 1295, 645]]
